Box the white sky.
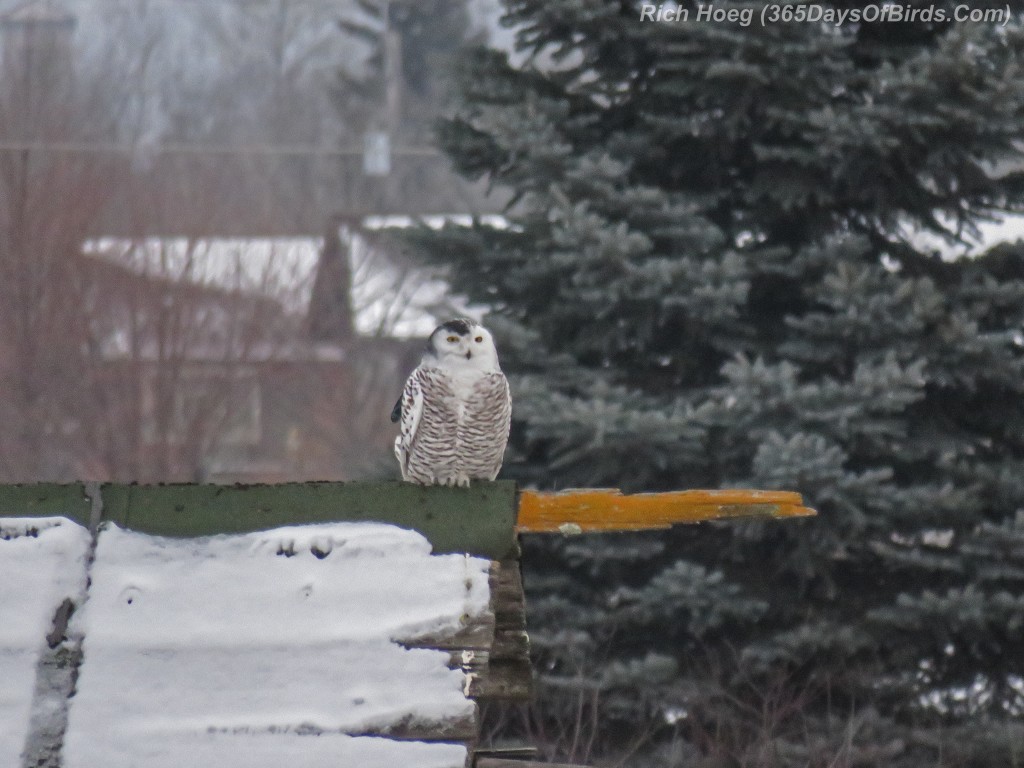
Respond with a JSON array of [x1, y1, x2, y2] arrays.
[[901, 213, 1024, 260]]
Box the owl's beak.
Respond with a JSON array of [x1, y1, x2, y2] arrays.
[[465, 350, 473, 360]]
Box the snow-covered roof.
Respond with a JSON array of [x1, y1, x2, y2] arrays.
[[83, 215, 504, 340], [0, 518, 91, 765], [2, 516, 495, 768], [82, 237, 320, 315], [363, 214, 512, 231]]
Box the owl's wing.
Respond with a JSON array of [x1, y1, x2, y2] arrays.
[[393, 367, 426, 473], [487, 373, 513, 479]]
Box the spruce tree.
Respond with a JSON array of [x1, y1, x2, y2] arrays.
[[408, 2, 1024, 765]]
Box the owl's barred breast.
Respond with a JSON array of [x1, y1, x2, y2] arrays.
[[401, 366, 510, 486]]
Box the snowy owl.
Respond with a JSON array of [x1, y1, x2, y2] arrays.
[[391, 318, 511, 486]]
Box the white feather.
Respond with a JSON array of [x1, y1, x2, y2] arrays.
[[393, 368, 425, 473]]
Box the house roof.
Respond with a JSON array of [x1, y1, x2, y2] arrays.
[[66, 522, 489, 767], [0, 517, 91, 765], [82, 227, 465, 341]]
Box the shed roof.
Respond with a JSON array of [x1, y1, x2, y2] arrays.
[[0, 483, 527, 768], [65, 521, 490, 767], [3, 481, 810, 767], [0, 517, 91, 765]]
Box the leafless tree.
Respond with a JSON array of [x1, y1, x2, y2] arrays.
[[0, 5, 121, 479], [0, 2, 325, 482], [0, 0, 476, 483]]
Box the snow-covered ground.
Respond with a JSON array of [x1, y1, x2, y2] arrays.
[[3, 518, 492, 768], [0, 518, 92, 766]]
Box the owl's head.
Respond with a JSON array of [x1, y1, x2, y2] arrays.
[[426, 318, 501, 372]]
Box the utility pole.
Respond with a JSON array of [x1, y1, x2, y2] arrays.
[[362, 0, 403, 204], [383, 0, 402, 135]]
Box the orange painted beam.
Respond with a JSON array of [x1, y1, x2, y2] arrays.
[[516, 488, 816, 533]]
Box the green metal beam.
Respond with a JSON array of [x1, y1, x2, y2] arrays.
[[102, 481, 519, 558], [0, 481, 518, 559], [0, 484, 92, 527]]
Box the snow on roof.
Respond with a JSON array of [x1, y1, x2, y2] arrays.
[[363, 214, 512, 231], [83, 215, 503, 340], [64, 522, 489, 767], [82, 237, 319, 315], [3, 517, 492, 768], [0, 518, 91, 766]]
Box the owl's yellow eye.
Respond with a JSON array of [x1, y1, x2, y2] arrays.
[[475, 336, 484, 343], [446, 335, 459, 343]]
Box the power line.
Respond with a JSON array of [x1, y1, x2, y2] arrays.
[[0, 139, 441, 158]]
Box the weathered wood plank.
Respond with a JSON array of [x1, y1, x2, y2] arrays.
[[448, 649, 489, 673], [476, 758, 592, 768], [494, 562, 524, 602], [493, 561, 527, 632], [517, 488, 816, 533], [0, 482, 813, 547], [468, 659, 533, 700], [496, 560, 522, 587], [495, 603, 526, 631], [364, 709, 479, 741], [473, 747, 539, 761], [491, 630, 530, 660], [407, 556, 532, 704], [449, 648, 533, 699], [399, 609, 497, 652], [487, 561, 503, 593]]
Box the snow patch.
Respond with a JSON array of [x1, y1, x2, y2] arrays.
[[63, 522, 491, 767], [0, 518, 92, 765], [67, 731, 467, 768]]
